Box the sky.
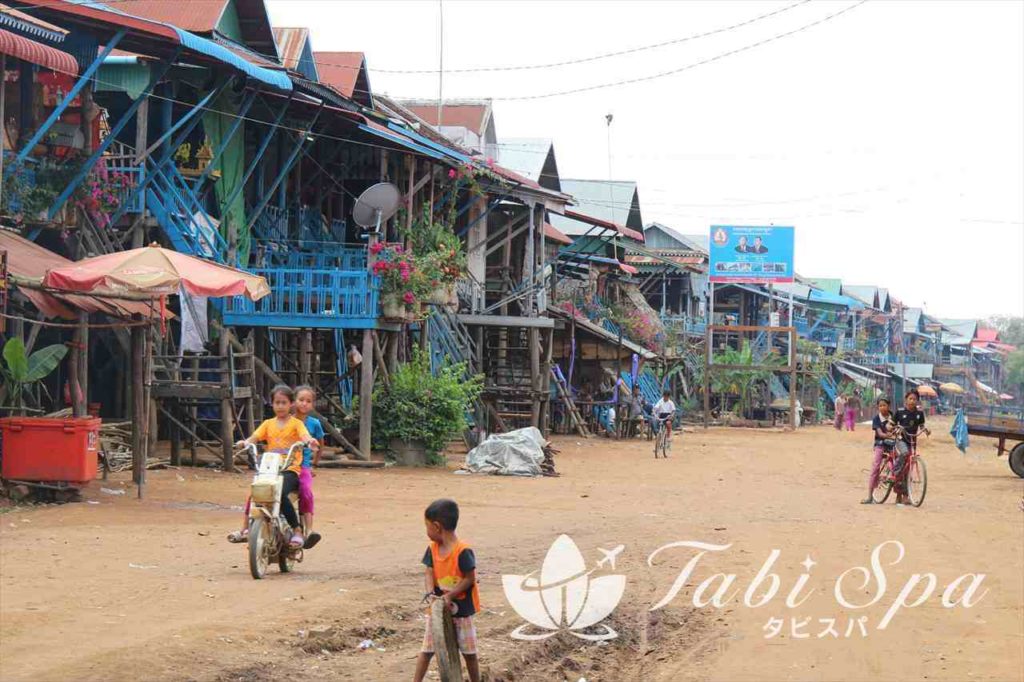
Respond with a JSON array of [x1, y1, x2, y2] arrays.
[[266, 0, 1024, 319]]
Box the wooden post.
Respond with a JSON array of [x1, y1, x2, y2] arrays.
[[789, 327, 798, 430], [523, 204, 536, 316], [79, 312, 89, 416], [244, 333, 257, 435], [299, 330, 312, 385], [189, 356, 199, 465], [169, 400, 181, 466], [529, 327, 540, 427], [539, 328, 554, 434], [219, 330, 234, 472], [133, 97, 149, 248], [358, 328, 374, 459], [130, 316, 145, 488]]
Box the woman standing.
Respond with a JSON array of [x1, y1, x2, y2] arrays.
[[833, 394, 846, 430]]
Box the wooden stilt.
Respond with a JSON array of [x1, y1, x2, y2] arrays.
[[359, 328, 374, 460], [219, 331, 234, 472], [529, 327, 540, 427], [169, 399, 181, 466], [130, 316, 145, 486]]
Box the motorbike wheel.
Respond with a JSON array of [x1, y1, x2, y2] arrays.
[[278, 518, 297, 573], [248, 517, 271, 580]]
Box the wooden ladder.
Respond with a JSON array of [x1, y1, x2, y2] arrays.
[[551, 367, 590, 437]]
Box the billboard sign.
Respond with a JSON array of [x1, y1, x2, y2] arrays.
[[708, 225, 794, 283]]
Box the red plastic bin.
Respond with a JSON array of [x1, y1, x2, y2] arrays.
[[0, 417, 101, 485]]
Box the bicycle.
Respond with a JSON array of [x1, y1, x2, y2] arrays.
[[653, 414, 673, 459], [870, 427, 928, 507]]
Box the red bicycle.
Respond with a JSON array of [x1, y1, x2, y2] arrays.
[[871, 427, 928, 507]]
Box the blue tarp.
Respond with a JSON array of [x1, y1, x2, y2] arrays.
[[950, 408, 969, 453], [174, 29, 292, 91]]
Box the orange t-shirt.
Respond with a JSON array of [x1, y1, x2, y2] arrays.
[[423, 540, 480, 617], [251, 417, 311, 474]]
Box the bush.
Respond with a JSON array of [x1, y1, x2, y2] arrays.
[[372, 349, 483, 462]]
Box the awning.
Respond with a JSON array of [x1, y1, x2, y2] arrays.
[[174, 29, 291, 91], [835, 364, 876, 389], [562, 209, 645, 242], [0, 230, 163, 320], [808, 288, 865, 309], [835, 359, 890, 379], [357, 122, 449, 162], [0, 27, 78, 74]]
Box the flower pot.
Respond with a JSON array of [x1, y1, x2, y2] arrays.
[[390, 438, 427, 467], [427, 282, 456, 306], [0, 417, 101, 485], [382, 296, 406, 320]]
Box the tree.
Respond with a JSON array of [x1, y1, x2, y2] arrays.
[[986, 316, 1024, 348], [1005, 349, 1024, 395]]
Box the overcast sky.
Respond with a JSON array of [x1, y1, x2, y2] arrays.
[[267, 0, 1024, 319]]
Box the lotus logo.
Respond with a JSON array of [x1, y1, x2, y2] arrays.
[[502, 535, 626, 641]]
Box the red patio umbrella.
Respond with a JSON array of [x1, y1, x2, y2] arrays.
[[41, 244, 269, 300], [916, 384, 938, 398]]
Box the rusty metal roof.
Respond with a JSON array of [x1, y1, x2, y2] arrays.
[[401, 101, 489, 134], [0, 27, 78, 74], [272, 26, 309, 70], [314, 51, 371, 106], [111, 0, 228, 32]]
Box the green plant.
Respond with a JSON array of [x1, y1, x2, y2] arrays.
[[1, 338, 68, 413], [710, 341, 782, 418], [372, 348, 483, 462]]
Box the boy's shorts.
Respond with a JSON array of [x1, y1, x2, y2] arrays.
[[298, 467, 314, 515], [421, 612, 477, 655]]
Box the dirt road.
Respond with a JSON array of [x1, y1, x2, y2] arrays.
[[1, 420, 1021, 681]]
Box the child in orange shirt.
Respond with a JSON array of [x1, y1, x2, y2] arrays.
[[227, 385, 316, 549], [413, 499, 480, 682]]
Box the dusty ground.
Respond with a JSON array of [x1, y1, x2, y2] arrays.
[[1, 419, 1021, 682]]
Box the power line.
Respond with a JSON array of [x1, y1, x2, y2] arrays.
[[492, 0, 868, 101]]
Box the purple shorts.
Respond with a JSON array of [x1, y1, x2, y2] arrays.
[[298, 467, 314, 515]]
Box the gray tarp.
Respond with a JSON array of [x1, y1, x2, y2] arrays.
[[465, 427, 546, 476]]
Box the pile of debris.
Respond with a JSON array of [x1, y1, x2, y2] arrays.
[[464, 427, 560, 477]]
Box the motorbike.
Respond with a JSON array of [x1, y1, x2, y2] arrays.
[[240, 442, 305, 579]]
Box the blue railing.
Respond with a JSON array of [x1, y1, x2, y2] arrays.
[[811, 328, 839, 346], [146, 159, 227, 261], [104, 161, 145, 214], [223, 267, 380, 327]]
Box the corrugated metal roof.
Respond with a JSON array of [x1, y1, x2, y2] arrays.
[[903, 307, 922, 331], [272, 26, 311, 72], [643, 222, 708, 254], [556, 209, 644, 242], [497, 137, 555, 184], [0, 3, 68, 41], [544, 222, 572, 246], [555, 179, 643, 232], [807, 278, 842, 295], [314, 51, 371, 105], [176, 28, 290, 89], [402, 101, 489, 134], [841, 284, 878, 308], [0, 27, 78, 73], [111, 0, 227, 32], [939, 318, 978, 346]]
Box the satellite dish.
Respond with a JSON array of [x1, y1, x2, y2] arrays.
[[352, 182, 402, 234]]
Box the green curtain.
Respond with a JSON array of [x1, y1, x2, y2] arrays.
[[203, 91, 248, 265]]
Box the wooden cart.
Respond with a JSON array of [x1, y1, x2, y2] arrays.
[[966, 407, 1024, 478]]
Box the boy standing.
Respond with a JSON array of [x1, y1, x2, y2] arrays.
[[892, 389, 930, 505], [414, 499, 480, 682]]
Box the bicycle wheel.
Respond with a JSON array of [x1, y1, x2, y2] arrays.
[[871, 459, 893, 504], [654, 429, 664, 458], [430, 599, 463, 682], [907, 456, 927, 507]]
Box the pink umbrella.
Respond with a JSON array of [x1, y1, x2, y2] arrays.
[[999, 393, 1015, 400], [41, 244, 269, 300]]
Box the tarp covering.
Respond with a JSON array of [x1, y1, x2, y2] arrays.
[[202, 91, 248, 262], [950, 408, 969, 453], [466, 427, 546, 476]]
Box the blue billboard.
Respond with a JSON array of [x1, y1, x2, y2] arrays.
[[708, 225, 794, 283]]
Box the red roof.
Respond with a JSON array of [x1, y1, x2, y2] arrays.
[[544, 222, 572, 246], [0, 27, 78, 75], [405, 103, 488, 133], [111, 0, 227, 31], [313, 51, 371, 105], [563, 209, 645, 243], [272, 26, 308, 71], [975, 327, 1000, 342], [15, 0, 182, 51]]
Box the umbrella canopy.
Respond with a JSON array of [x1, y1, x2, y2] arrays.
[[41, 245, 269, 300], [999, 393, 1015, 400], [939, 382, 964, 394], [916, 384, 938, 397]]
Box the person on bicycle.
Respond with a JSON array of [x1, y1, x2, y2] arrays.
[[652, 391, 677, 441], [862, 397, 895, 504], [892, 389, 930, 505]]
